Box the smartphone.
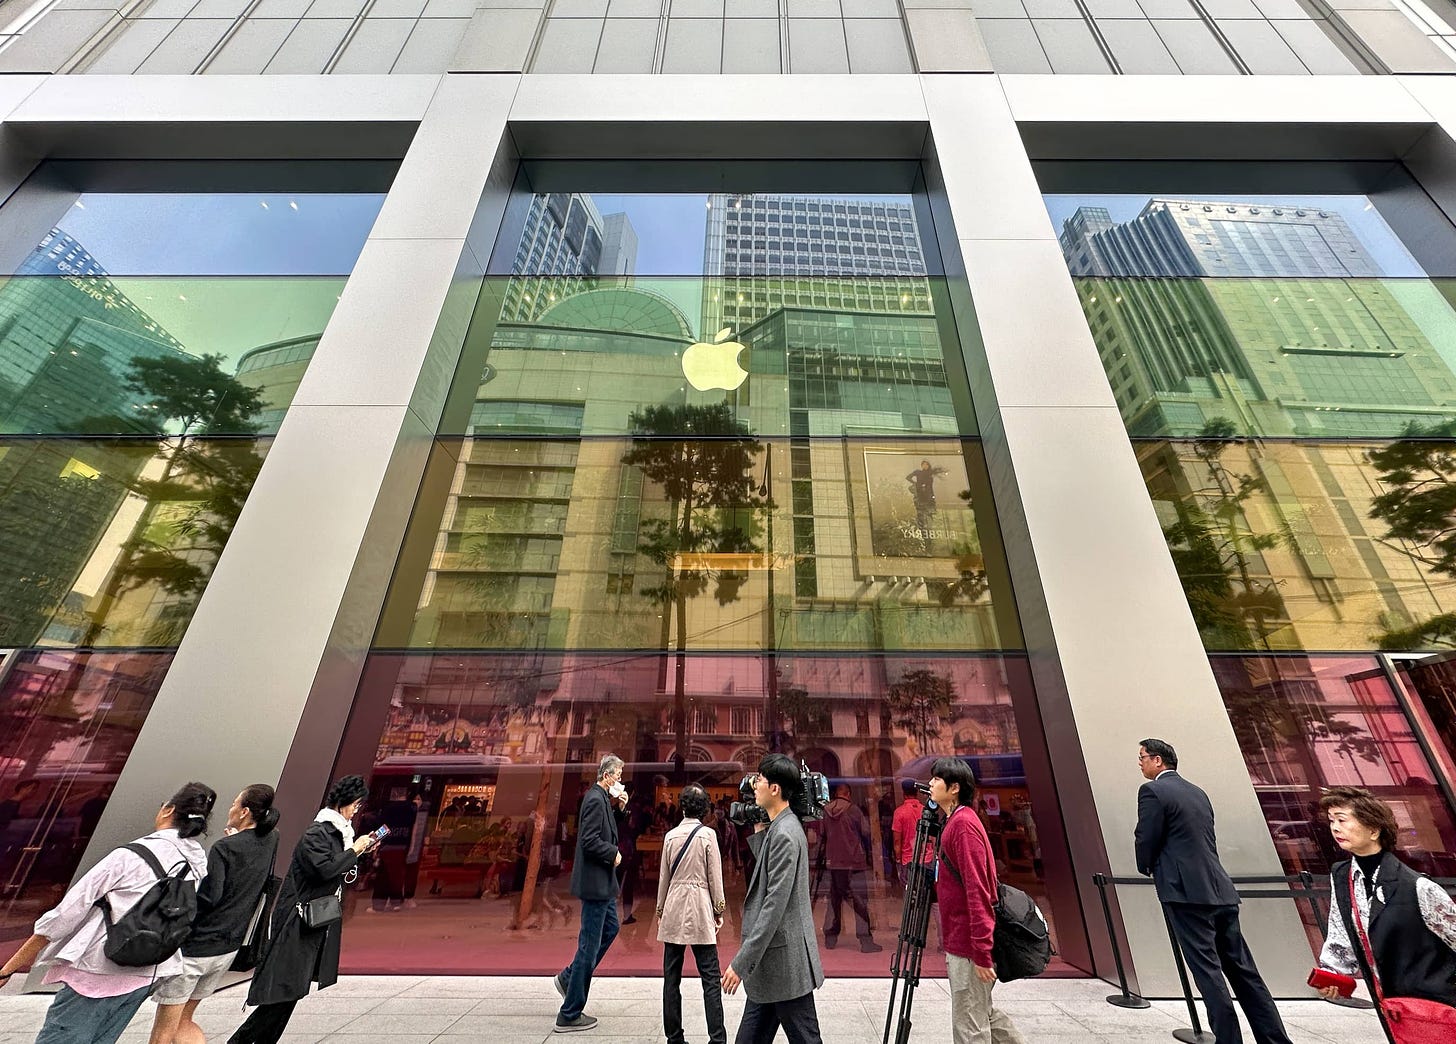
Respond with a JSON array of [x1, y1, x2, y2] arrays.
[[370, 825, 390, 843]]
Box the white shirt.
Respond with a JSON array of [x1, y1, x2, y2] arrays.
[[35, 828, 208, 979]]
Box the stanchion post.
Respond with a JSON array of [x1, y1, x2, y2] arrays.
[[1093, 873, 1150, 1009], [1161, 905, 1216, 1044]]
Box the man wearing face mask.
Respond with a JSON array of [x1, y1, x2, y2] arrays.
[[553, 754, 629, 1034]]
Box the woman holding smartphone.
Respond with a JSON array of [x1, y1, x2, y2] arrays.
[[228, 776, 379, 1044], [1312, 786, 1456, 1036]]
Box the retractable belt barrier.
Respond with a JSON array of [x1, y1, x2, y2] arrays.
[[1086, 872, 1456, 1044]]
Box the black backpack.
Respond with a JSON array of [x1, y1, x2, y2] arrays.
[[94, 843, 198, 967], [939, 852, 1054, 982]]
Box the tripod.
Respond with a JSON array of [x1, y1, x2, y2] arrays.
[[882, 794, 943, 1044]]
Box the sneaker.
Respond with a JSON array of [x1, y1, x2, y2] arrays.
[[554, 1014, 598, 1033], [622, 915, 637, 925], [553, 972, 567, 998], [860, 939, 884, 954]]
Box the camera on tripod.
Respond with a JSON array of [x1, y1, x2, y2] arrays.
[[726, 760, 831, 825]]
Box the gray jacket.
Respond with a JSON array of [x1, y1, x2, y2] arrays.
[[731, 810, 825, 1004]]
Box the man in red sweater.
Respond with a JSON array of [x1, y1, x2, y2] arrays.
[[930, 757, 1026, 1044]]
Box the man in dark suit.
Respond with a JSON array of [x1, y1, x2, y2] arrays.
[[554, 753, 628, 1034], [722, 753, 825, 1044], [1134, 738, 1292, 1044]]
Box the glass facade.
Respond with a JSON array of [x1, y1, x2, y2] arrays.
[[1048, 176, 1456, 954], [0, 164, 387, 956], [335, 188, 1071, 976]]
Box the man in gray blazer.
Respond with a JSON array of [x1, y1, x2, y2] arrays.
[[722, 754, 825, 1044]]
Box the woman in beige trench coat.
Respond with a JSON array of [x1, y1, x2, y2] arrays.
[[657, 784, 728, 1044]]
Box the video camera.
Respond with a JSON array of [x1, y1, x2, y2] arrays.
[[727, 760, 831, 825]]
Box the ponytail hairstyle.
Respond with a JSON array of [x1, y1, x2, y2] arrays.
[[168, 782, 217, 839], [241, 783, 279, 836]]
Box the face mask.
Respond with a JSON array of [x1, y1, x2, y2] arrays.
[[608, 781, 627, 801]]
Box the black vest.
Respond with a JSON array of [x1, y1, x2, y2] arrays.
[[1332, 852, 1456, 1007]]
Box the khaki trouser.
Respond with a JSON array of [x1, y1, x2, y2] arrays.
[[945, 953, 1028, 1044]]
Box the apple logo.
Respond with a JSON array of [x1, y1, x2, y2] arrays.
[[682, 328, 748, 392]]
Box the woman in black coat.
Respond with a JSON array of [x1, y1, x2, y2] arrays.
[[228, 776, 379, 1044]]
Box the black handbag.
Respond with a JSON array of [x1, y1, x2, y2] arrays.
[[296, 885, 342, 931], [231, 849, 281, 971]]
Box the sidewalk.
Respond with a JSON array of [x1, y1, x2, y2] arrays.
[[0, 974, 1389, 1044]]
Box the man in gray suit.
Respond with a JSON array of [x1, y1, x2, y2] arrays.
[[721, 753, 825, 1044]]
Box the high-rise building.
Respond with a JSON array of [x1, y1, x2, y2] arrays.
[[598, 211, 638, 278], [701, 193, 932, 336], [499, 193, 639, 322], [0, 231, 195, 646], [0, 230, 190, 434], [1060, 199, 1456, 436]]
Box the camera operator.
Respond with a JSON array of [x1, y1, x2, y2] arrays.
[[721, 754, 825, 1044]]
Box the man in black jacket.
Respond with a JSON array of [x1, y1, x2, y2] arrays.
[[1134, 738, 1292, 1044], [554, 753, 627, 1034]]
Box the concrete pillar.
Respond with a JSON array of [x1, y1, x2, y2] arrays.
[[80, 73, 523, 870], [921, 73, 1312, 996]]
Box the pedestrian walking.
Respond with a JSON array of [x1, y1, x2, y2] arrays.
[[656, 784, 727, 1044], [228, 775, 379, 1044], [1312, 786, 1456, 1041], [722, 754, 825, 1044], [553, 754, 629, 1034], [1134, 738, 1292, 1044], [149, 784, 280, 1044], [0, 783, 214, 1044]]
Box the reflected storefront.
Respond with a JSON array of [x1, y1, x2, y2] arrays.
[[331, 651, 1042, 976], [329, 188, 1080, 976]]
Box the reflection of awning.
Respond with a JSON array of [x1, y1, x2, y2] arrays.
[[672, 552, 794, 571], [373, 758, 744, 778]]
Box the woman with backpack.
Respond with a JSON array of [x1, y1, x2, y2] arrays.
[[0, 782, 215, 1044], [655, 783, 727, 1044], [227, 775, 379, 1044], [148, 784, 281, 1044]]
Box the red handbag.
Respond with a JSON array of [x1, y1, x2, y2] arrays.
[[1349, 865, 1456, 1044]]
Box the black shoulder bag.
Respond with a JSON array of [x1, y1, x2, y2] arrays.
[[666, 824, 707, 886], [231, 839, 281, 971]]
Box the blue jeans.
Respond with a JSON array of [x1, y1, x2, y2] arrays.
[[36, 983, 153, 1044], [558, 897, 619, 1021]]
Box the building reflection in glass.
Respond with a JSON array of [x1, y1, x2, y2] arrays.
[[334, 651, 1042, 976], [344, 190, 1062, 975]]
